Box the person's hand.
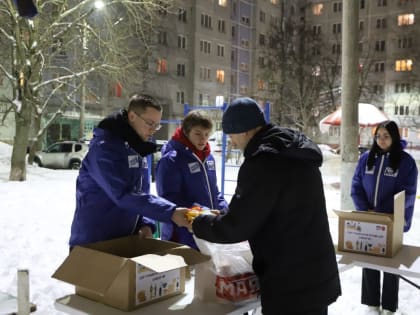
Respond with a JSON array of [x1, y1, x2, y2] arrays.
[[138, 225, 153, 238], [171, 207, 190, 228]]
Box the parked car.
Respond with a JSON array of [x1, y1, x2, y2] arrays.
[[33, 141, 89, 170]]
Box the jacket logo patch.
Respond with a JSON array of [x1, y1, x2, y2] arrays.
[[384, 167, 398, 177], [206, 160, 215, 171], [188, 162, 201, 174], [128, 155, 139, 168], [142, 157, 148, 169]]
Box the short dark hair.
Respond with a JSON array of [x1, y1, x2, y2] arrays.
[[368, 120, 402, 171], [182, 110, 213, 134], [128, 94, 161, 114]]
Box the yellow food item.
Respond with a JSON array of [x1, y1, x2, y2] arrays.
[[185, 207, 202, 223]]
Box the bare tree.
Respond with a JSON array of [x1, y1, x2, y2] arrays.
[[0, 0, 172, 181]]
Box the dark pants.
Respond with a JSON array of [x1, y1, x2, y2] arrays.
[[361, 268, 399, 312]]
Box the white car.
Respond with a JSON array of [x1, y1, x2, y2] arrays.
[[33, 141, 89, 170]]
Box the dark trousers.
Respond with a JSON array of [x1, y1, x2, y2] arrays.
[[361, 268, 399, 312]]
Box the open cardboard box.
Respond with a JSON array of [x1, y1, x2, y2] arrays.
[[334, 191, 405, 258], [52, 236, 210, 311]]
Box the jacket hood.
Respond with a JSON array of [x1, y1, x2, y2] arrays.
[[244, 124, 323, 167], [96, 109, 157, 156]]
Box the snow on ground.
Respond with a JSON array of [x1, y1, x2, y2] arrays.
[[0, 141, 419, 314]]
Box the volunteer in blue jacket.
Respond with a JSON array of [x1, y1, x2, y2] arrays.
[[69, 94, 190, 248], [191, 98, 341, 315], [351, 120, 418, 314], [156, 110, 228, 250]]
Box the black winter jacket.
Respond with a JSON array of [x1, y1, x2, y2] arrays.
[[193, 124, 341, 314]]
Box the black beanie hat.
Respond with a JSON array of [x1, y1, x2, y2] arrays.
[[222, 97, 266, 134]]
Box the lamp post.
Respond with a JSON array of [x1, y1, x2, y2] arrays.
[[79, 1, 104, 140], [79, 18, 87, 140]]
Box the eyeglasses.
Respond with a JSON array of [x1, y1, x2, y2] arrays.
[[374, 134, 391, 141], [133, 111, 162, 131]]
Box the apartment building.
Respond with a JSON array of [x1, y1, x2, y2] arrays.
[[304, 0, 420, 145]]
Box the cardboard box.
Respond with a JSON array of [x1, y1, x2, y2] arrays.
[[52, 236, 210, 311], [334, 191, 405, 258]]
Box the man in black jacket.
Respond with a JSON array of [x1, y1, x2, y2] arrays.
[[192, 97, 341, 315]]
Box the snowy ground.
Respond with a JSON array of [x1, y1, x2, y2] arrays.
[[0, 142, 419, 314]]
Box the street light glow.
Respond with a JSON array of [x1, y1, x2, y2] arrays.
[[94, 0, 105, 10]]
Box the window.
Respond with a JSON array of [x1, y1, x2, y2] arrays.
[[398, 14, 415, 26], [373, 84, 384, 94], [258, 56, 266, 67], [395, 83, 411, 93], [359, 21, 364, 31], [395, 59, 413, 71], [258, 80, 265, 90], [176, 64, 185, 76], [218, 19, 226, 33], [312, 4, 323, 15], [241, 16, 250, 25], [201, 14, 212, 28], [395, 105, 409, 115], [217, 44, 225, 57], [176, 91, 185, 104], [270, 0, 279, 4], [375, 40, 386, 51], [260, 10, 266, 23], [333, 2, 342, 12], [239, 63, 249, 72], [109, 82, 123, 97], [259, 34, 266, 46], [332, 43, 341, 54], [376, 18, 387, 28], [232, 26, 236, 38], [333, 23, 341, 34], [177, 35, 186, 49], [377, 0, 387, 7], [200, 67, 211, 80], [313, 25, 321, 35], [240, 39, 249, 48], [239, 85, 248, 94], [157, 58, 167, 73], [312, 46, 320, 55], [398, 37, 412, 48], [178, 8, 187, 22], [219, 0, 227, 7], [374, 62, 385, 72], [360, 0, 365, 9], [216, 70, 225, 83], [200, 40, 211, 54], [158, 31, 167, 45]]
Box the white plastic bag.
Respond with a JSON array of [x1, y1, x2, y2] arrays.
[[193, 236, 260, 304]]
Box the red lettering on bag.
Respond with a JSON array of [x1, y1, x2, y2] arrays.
[[215, 272, 260, 302]]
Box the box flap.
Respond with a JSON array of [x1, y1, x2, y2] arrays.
[[52, 246, 126, 294], [131, 254, 187, 272], [130, 245, 210, 272], [333, 209, 392, 223]]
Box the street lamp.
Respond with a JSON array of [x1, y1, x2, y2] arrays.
[[79, 1, 104, 140]]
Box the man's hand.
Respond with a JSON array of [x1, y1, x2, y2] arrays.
[[171, 207, 190, 228], [138, 225, 153, 238]]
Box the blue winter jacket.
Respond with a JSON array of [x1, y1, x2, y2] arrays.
[[351, 149, 418, 232], [155, 139, 228, 249], [69, 112, 176, 247]]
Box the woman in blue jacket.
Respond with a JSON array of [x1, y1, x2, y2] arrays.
[[156, 110, 228, 250], [351, 120, 418, 314]]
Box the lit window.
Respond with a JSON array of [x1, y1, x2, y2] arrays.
[[270, 0, 279, 4], [312, 4, 323, 15], [398, 14, 415, 26], [258, 80, 265, 90], [218, 0, 227, 7], [157, 58, 167, 73], [216, 70, 225, 83], [395, 59, 413, 71]]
